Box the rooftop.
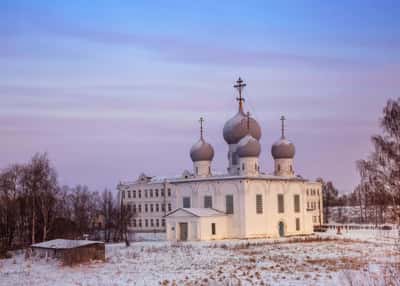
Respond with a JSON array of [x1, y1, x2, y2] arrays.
[[31, 239, 103, 249]]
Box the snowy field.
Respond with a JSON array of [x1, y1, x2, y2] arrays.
[[1, 229, 399, 286]]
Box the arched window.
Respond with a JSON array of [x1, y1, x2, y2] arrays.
[[242, 163, 245, 170], [277, 164, 281, 172]]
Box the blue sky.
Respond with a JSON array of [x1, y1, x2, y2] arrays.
[[1, 0, 399, 192]]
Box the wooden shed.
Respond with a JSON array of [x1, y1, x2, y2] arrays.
[[31, 239, 105, 264]]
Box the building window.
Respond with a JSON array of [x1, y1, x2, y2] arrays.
[[226, 195, 234, 214], [277, 164, 281, 172], [138, 190, 141, 198], [183, 197, 191, 208], [127, 204, 131, 212], [145, 219, 148, 227], [306, 189, 309, 196], [296, 218, 300, 231], [133, 204, 136, 213], [168, 188, 171, 197], [150, 219, 154, 227], [138, 204, 142, 212], [290, 165, 293, 173], [161, 189, 165, 197], [196, 166, 199, 174], [133, 219, 136, 227], [278, 194, 284, 213], [128, 190, 131, 198], [211, 223, 216, 235], [162, 203, 165, 212], [168, 203, 172, 211], [145, 190, 148, 198], [150, 204, 154, 212], [156, 204, 159, 212], [294, 195, 300, 213], [133, 190, 136, 198], [122, 190, 125, 199], [256, 194, 263, 214], [150, 189, 153, 197], [138, 219, 142, 227], [162, 219, 165, 227], [204, 196, 212, 208], [145, 204, 148, 212], [155, 189, 159, 197], [242, 163, 245, 170], [156, 219, 159, 227], [255, 163, 257, 171]]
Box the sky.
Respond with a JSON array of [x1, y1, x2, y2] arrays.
[[1, 1, 399, 193]]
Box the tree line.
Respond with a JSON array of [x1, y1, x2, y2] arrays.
[[318, 98, 400, 225], [0, 153, 132, 256]]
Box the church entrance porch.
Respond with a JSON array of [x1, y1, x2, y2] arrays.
[[179, 223, 188, 241], [278, 221, 285, 237]]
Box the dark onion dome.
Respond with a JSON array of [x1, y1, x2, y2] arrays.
[[190, 139, 214, 162], [223, 111, 261, 144], [271, 138, 295, 159], [237, 134, 261, 158]]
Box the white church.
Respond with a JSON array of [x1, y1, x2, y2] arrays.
[[118, 78, 323, 241]]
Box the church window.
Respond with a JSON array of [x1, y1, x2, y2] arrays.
[[204, 196, 212, 208], [278, 194, 284, 213], [162, 219, 165, 227], [256, 194, 263, 214], [156, 204, 159, 212], [226, 195, 234, 214], [145, 219, 148, 227], [242, 163, 245, 170], [138, 219, 142, 227], [168, 203, 172, 211], [296, 218, 300, 231], [211, 223, 216, 235], [277, 164, 281, 172], [128, 191, 131, 198], [306, 189, 309, 196], [122, 191, 125, 199], [232, 152, 238, 165], [145, 204, 148, 212], [156, 219, 159, 227], [138, 190, 141, 198], [318, 201, 320, 209], [168, 188, 171, 196], [196, 166, 199, 174], [155, 189, 159, 197], [150, 189, 153, 197], [183, 197, 191, 208], [294, 195, 300, 213], [208, 166, 211, 174], [255, 163, 257, 171], [150, 204, 154, 212]]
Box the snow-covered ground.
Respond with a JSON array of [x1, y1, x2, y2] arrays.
[[1, 229, 399, 286]]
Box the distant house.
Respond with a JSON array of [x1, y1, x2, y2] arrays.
[[31, 239, 105, 264]]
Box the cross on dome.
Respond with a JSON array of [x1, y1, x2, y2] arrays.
[[234, 77, 246, 112]]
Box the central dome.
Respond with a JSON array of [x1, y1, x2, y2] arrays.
[[237, 134, 261, 158], [223, 111, 261, 144]]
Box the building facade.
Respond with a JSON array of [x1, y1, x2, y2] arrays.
[[118, 78, 323, 241]]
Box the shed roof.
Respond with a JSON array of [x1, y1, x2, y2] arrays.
[[165, 208, 226, 218], [31, 239, 103, 250]]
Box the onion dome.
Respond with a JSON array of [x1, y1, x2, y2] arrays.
[[190, 117, 214, 162], [271, 115, 296, 159], [271, 138, 295, 159], [190, 139, 214, 162], [223, 111, 261, 144], [237, 134, 261, 158]]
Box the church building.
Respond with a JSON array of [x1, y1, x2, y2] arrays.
[[118, 78, 323, 241]]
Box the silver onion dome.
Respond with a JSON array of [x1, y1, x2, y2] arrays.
[[237, 134, 261, 158]]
